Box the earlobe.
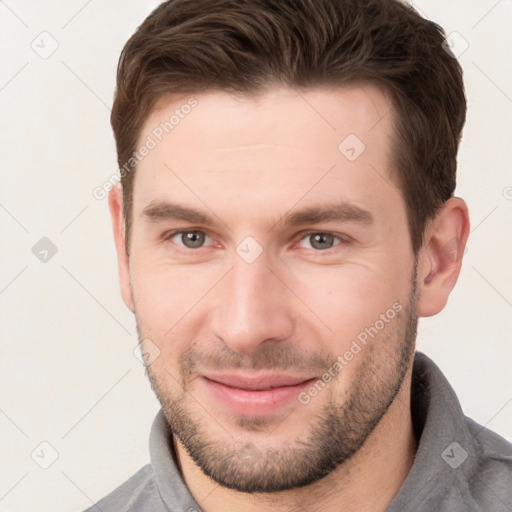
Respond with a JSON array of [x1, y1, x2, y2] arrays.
[[416, 197, 470, 318], [108, 186, 135, 313]]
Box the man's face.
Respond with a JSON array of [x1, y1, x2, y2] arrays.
[[123, 85, 419, 492]]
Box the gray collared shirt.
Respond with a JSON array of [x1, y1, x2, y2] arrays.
[[83, 352, 512, 511]]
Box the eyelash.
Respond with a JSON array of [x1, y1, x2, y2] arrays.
[[163, 229, 350, 253]]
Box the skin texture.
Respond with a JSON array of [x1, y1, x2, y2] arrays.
[[109, 85, 470, 512]]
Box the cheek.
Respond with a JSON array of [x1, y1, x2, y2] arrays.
[[131, 262, 211, 376], [130, 255, 223, 336], [286, 261, 411, 349]]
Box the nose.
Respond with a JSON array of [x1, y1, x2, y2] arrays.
[[211, 255, 295, 353]]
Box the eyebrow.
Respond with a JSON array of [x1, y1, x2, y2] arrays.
[[141, 200, 374, 228], [142, 201, 212, 225], [282, 202, 374, 227]]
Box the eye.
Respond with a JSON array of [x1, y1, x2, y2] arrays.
[[297, 232, 344, 251], [168, 230, 212, 249]]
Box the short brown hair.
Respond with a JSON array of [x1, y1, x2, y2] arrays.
[[111, 0, 466, 255]]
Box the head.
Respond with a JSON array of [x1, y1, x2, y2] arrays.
[[108, 0, 469, 494]]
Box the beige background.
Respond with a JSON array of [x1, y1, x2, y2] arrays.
[[0, 1, 511, 511]]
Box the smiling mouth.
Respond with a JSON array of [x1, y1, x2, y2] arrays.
[[200, 372, 317, 415]]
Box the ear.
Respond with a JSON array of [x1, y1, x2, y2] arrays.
[[108, 186, 135, 313], [416, 197, 470, 317]]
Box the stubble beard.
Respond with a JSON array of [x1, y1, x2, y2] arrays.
[[138, 271, 419, 493]]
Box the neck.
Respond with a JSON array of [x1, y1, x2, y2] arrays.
[[173, 369, 417, 512]]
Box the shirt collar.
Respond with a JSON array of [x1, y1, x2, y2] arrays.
[[387, 351, 478, 511]]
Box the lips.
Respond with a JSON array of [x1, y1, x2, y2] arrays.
[[200, 372, 316, 416]]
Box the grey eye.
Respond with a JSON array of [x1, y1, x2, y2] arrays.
[[174, 231, 207, 249], [307, 233, 336, 250]]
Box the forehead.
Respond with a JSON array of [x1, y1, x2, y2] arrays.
[[132, 84, 401, 227], [144, 83, 394, 153]]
